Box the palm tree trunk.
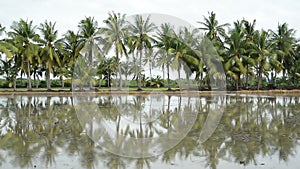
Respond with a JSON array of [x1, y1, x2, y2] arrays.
[[245, 65, 249, 89], [60, 76, 64, 88], [257, 65, 262, 90], [282, 69, 286, 80], [125, 75, 128, 86], [167, 64, 171, 91], [89, 81, 93, 90], [271, 71, 277, 88], [88, 45, 94, 90], [186, 74, 190, 90], [108, 71, 111, 87], [26, 59, 32, 91], [149, 62, 152, 78], [137, 48, 142, 91], [162, 63, 165, 83], [35, 73, 39, 88], [33, 72, 36, 88], [118, 64, 122, 89], [13, 78, 16, 91], [116, 51, 123, 90], [177, 66, 181, 87], [46, 67, 51, 91], [98, 76, 102, 88], [13, 56, 17, 91], [236, 76, 240, 91]]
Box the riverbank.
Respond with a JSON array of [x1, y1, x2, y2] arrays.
[[1, 88, 300, 96]]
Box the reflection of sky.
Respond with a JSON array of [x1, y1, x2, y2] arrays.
[[0, 145, 299, 169], [1, 95, 300, 168], [100, 95, 199, 138]]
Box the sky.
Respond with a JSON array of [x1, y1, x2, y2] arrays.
[[0, 0, 300, 37]]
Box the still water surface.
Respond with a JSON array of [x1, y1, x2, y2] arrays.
[[0, 94, 299, 169]]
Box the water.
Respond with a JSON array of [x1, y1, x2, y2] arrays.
[[0, 94, 300, 169]]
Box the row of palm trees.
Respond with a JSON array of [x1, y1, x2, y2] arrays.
[[0, 11, 299, 91]]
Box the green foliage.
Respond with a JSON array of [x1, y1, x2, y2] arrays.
[[1, 11, 300, 91]]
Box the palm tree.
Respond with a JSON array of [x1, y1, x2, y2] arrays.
[[54, 45, 70, 88], [198, 12, 230, 89], [193, 36, 221, 90], [7, 40, 22, 91], [99, 56, 117, 87], [155, 23, 175, 90], [120, 61, 133, 86], [288, 45, 300, 84], [101, 11, 128, 89], [270, 23, 297, 80], [0, 25, 19, 90], [8, 19, 40, 91], [39, 21, 61, 91], [250, 30, 272, 90], [224, 20, 247, 90], [198, 11, 230, 43], [243, 19, 257, 88], [78, 17, 101, 89], [0, 59, 13, 82], [177, 27, 202, 89], [166, 28, 203, 90], [128, 14, 156, 91], [143, 47, 156, 79], [168, 31, 187, 84], [62, 30, 84, 88], [0, 24, 17, 58]]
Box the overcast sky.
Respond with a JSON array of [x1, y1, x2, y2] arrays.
[[0, 0, 299, 37]]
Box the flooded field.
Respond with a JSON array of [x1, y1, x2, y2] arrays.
[[0, 94, 299, 169]]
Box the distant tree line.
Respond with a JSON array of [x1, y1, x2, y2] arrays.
[[0, 11, 299, 91]]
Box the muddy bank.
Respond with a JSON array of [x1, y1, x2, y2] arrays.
[[1, 89, 300, 96]]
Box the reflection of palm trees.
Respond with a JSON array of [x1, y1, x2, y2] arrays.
[[0, 96, 88, 168], [1, 94, 300, 169]]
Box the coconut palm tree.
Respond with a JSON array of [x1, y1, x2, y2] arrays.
[[62, 30, 85, 90], [99, 56, 117, 87], [288, 45, 300, 84], [101, 11, 128, 89], [168, 30, 187, 84], [8, 19, 40, 91], [54, 46, 70, 88], [155, 23, 175, 90], [142, 47, 156, 79], [128, 14, 156, 91], [0, 59, 13, 81], [270, 23, 297, 80], [198, 11, 230, 43], [63, 31, 84, 75], [193, 36, 222, 90], [120, 61, 133, 86], [0, 24, 18, 57], [39, 21, 61, 91], [250, 30, 272, 90], [0, 25, 19, 89], [224, 20, 247, 90], [78, 17, 102, 89], [242, 19, 257, 88], [177, 27, 203, 89]]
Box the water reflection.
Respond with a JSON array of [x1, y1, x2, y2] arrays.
[[74, 94, 198, 158], [0, 94, 299, 169]]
